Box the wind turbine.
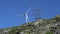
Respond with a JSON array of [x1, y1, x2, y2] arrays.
[[17, 7, 31, 23]]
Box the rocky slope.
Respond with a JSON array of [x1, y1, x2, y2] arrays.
[[0, 15, 60, 34]]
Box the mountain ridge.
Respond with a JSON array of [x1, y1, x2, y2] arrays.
[[0, 15, 60, 34]]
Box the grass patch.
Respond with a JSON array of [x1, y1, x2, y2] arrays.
[[45, 31, 53, 34]]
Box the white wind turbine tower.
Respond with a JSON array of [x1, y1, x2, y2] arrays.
[[17, 7, 31, 23]]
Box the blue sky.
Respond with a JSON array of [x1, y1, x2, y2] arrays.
[[0, 0, 60, 28]]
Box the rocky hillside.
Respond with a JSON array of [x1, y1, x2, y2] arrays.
[[0, 15, 60, 34]]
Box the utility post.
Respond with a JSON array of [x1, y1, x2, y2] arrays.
[[33, 8, 42, 21]]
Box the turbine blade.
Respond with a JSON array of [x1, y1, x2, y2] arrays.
[[26, 6, 31, 14], [16, 15, 23, 16], [27, 16, 30, 23], [16, 13, 26, 16], [26, 14, 30, 23]]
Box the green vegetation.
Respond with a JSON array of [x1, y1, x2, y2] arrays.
[[45, 31, 53, 34]]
